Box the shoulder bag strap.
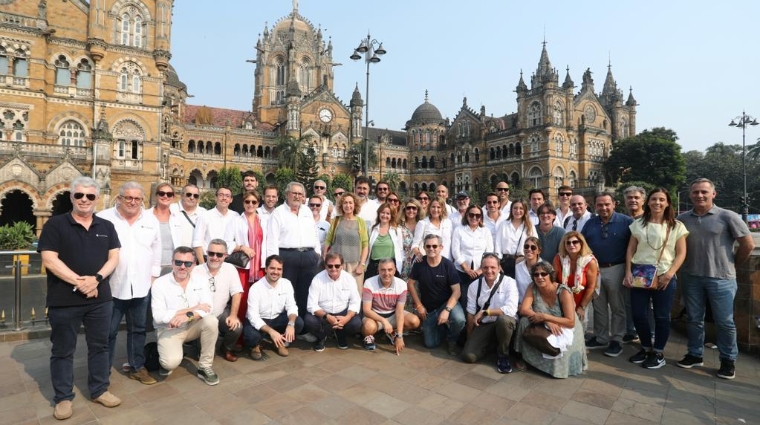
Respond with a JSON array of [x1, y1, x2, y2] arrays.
[[481, 272, 505, 312], [474, 276, 484, 311], [655, 225, 672, 269], [180, 210, 195, 228]]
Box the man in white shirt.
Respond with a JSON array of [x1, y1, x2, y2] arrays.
[[495, 182, 513, 216], [554, 185, 573, 228], [98, 182, 161, 386], [527, 189, 545, 226], [193, 187, 237, 264], [266, 182, 321, 325], [151, 246, 219, 385], [312, 179, 334, 221], [482, 193, 506, 240], [305, 253, 362, 351], [170, 184, 207, 248], [449, 191, 471, 228], [436, 185, 456, 216], [563, 195, 592, 232], [355, 176, 378, 227], [244, 255, 304, 359], [257, 185, 279, 232], [191, 239, 243, 362]]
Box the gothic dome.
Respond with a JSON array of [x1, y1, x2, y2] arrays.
[[165, 64, 186, 91], [408, 91, 443, 126]]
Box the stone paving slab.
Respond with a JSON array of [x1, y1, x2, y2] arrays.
[[1, 331, 758, 425]]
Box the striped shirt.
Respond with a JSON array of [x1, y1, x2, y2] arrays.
[[362, 275, 408, 316]]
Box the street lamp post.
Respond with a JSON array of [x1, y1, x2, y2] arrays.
[[350, 33, 386, 177], [729, 111, 758, 223]]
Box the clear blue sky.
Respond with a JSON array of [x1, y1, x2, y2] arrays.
[[170, 0, 760, 153]]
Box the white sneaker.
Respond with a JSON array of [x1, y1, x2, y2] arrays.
[[296, 333, 317, 343]]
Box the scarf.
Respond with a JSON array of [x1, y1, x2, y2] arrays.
[[247, 214, 264, 281], [560, 254, 595, 294]]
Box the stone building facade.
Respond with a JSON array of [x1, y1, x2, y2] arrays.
[[0, 1, 636, 233]]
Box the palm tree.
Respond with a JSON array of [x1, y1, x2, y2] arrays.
[[382, 172, 401, 192], [275, 135, 314, 171], [748, 139, 760, 161]]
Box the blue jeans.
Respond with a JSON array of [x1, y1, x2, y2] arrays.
[[109, 296, 149, 371], [681, 274, 738, 362], [49, 301, 112, 403], [243, 312, 305, 348], [630, 277, 676, 352], [422, 303, 466, 348]]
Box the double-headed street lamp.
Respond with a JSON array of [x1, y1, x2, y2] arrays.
[[728, 111, 758, 223], [350, 33, 386, 176]]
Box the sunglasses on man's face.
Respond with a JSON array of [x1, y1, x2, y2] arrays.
[[207, 251, 225, 258], [325, 264, 342, 269], [424, 244, 439, 249], [185, 193, 200, 199], [73, 192, 97, 201], [156, 191, 174, 198], [173, 260, 194, 268], [559, 192, 573, 197], [496, 187, 510, 192], [314, 185, 326, 190], [308, 203, 322, 208]]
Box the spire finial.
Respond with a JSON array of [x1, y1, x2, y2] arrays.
[[424, 89, 428, 102], [293, 0, 298, 13], [542, 26, 546, 47], [608, 51, 612, 70]]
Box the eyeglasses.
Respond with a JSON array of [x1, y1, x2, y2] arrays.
[[417, 196, 429, 201], [185, 192, 200, 199], [377, 187, 389, 192], [207, 251, 225, 258], [565, 240, 581, 246], [333, 192, 345, 197], [601, 223, 609, 239], [120, 196, 143, 203], [559, 192, 573, 197], [208, 277, 216, 292], [532, 272, 549, 278], [289, 192, 305, 197], [388, 199, 400, 204], [244, 199, 258, 205], [325, 264, 342, 269], [314, 185, 326, 190], [467, 213, 482, 219], [496, 187, 510, 192], [405, 205, 418, 211], [308, 203, 322, 208], [156, 191, 174, 198], [424, 244, 439, 249], [73, 192, 97, 201], [486, 201, 499, 205], [173, 260, 194, 268], [523, 244, 539, 251], [216, 193, 232, 198]]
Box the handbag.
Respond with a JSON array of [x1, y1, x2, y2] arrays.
[[225, 251, 250, 269], [630, 225, 671, 289], [522, 324, 561, 356]]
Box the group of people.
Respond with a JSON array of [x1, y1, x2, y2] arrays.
[[38, 174, 753, 420]]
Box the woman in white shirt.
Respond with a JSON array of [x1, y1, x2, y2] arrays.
[[411, 197, 453, 261], [451, 205, 494, 311], [514, 236, 543, 306], [366, 203, 404, 279], [495, 199, 536, 278]]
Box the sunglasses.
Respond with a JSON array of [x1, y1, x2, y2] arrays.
[[207, 251, 225, 258], [173, 260, 194, 268], [532, 272, 549, 278], [566, 240, 581, 246], [333, 192, 345, 197], [73, 192, 96, 201], [244, 199, 258, 205], [308, 203, 322, 208], [208, 277, 216, 292], [325, 264, 342, 269], [405, 205, 418, 211], [388, 199, 400, 204], [185, 193, 200, 199], [486, 201, 499, 205], [523, 244, 539, 251], [559, 192, 573, 197], [424, 244, 439, 249], [467, 213, 482, 219], [314, 185, 326, 190], [417, 197, 429, 201], [156, 191, 174, 198], [496, 188, 510, 192]]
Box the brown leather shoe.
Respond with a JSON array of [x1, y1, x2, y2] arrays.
[[129, 367, 157, 385], [92, 391, 121, 408], [277, 344, 289, 357], [220, 346, 238, 362], [54, 400, 73, 420], [250, 345, 263, 360]]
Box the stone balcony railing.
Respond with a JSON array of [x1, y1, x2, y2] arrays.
[[0, 141, 89, 161]]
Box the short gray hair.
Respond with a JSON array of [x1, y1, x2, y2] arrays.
[[208, 239, 227, 250], [623, 186, 646, 198], [70, 176, 100, 196], [286, 181, 305, 194], [423, 234, 442, 245], [377, 258, 396, 268], [119, 181, 144, 197]]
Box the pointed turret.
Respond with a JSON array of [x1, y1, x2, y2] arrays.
[[531, 41, 559, 88], [601, 63, 618, 98], [626, 86, 637, 106], [563, 66, 574, 89], [350, 83, 364, 107], [516, 70, 527, 93]]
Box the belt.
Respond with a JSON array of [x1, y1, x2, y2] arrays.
[[598, 262, 623, 268], [281, 247, 314, 252], [500, 254, 524, 259]]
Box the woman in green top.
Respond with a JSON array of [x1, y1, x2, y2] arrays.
[[324, 192, 369, 292], [365, 203, 404, 280]]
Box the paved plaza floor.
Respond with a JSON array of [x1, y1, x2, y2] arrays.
[[1, 328, 759, 425]]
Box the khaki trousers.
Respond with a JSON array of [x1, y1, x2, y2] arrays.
[[157, 315, 219, 370]]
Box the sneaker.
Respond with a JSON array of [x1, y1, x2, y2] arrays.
[[92, 391, 121, 408], [629, 349, 649, 364], [159, 367, 173, 376], [336, 333, 349, 350], [622, 333, 640, 343], [54, 400, 73, 420], [250, 345, 263, 361], [643, 351, 666, 369], [197, 367, 220, 386], [585, 337, 606, 350], [716, 360, 736, 380], [604, 342, 623, 358], [677, 354, 704, 369], [496, 356, 513, 374], [120, 362, 131, 373], [447, 341, 459, 356], [363, 335, 376, 351], [313, 337, 326, 352], [129, 367, 157, 385], [297, 332, 318, 343]]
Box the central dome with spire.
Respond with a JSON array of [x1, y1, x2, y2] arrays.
[[408, 91, 444, 126]]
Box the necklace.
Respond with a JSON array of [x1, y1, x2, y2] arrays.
[[645, 222, 666, 250]]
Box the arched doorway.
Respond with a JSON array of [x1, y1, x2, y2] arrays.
[[52, 191, 72, 216], [0, 190, 36, 232]]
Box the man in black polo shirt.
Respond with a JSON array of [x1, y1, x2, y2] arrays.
[[37, 176, 122, 420], [407, 234, 465, 356]]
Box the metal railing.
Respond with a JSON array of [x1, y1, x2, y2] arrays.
[[0, 250, 47, 332]]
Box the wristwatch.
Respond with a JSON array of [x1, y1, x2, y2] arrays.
[[444, 306, 452, 312], [95, 273, 104, 283], [186, 311, 194, 322], [287, 321, 295, 327]]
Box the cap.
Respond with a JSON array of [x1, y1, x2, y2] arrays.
[[455, 191, 469, 199]]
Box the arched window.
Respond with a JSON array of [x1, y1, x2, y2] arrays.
[[515, 142, 522, 156], [257, 146, 264, 157], [188, 140, 195, 153], [569, 170, 577, 188], [134, 16, 143, 48], [119, 62, 142, 95], [553, 167, 565, 189], [214, 142, 222, 155], [464, 151, 470, 163], [118, 140, 126, 157], [621, 117, 629, 138], [429, 156, 436, 169], [474, 148, 479, 162], [386, 157, 391, 167], [118, 10, 145, 48], [529, 167, 542, 189], [553, 100, 564, 126], [77, 59, 92, 89], [0, 47, 8, 76], [113, 120, 145, 161], [274, 57, 286, 104], [54, 55, 70, 86], [421, 156, 428, 169], [528, 101, 542, 127], [197, 141, 205, 154], [299, 57, 311, 94], [12, 49, 27, 78], [206, 141, 213, 153], [58, 121, 85, 146], [554, 133, 564, 157], [234, 144, 240, 156], [415, 157, 420, 169], [490, 148, 495, 160]]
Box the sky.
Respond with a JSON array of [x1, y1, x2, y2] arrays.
[[170, 0, 760, 153]]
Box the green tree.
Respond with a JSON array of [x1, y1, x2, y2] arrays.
[[382, 172, 401, 192], [332, 173, 353, 195], [274, 167, 296, 202], [681, 142, 754, 214], [613, 180, 656, 213], [216, 166, 242, 194], [604, 127, 686, 193], [296, 147, 320, 191], [348, 139, 379, 174], [199, 191, 216, 210], [275, 135, 313, 171]]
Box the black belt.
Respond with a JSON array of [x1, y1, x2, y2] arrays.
[[281, 247, 314, 252], [500, 254, 524, 259], [598, 262, 623, 268]]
